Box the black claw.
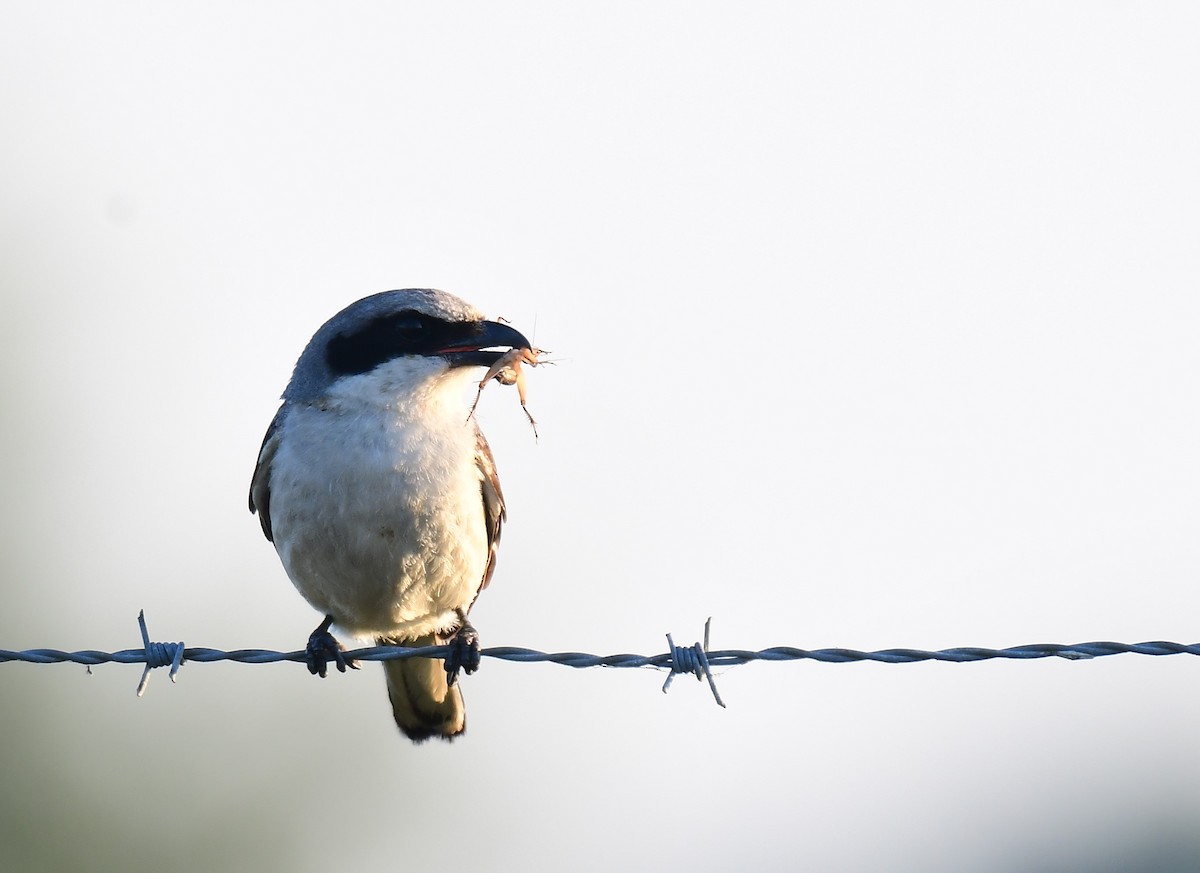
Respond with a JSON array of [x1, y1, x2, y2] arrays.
[[305, 615, 360, 678], [444, 619, 481, 687]]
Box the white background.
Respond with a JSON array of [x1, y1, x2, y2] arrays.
[[2, 4, 1199, 871]]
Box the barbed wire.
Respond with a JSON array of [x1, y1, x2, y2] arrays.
[[1, 612, 1198, 706]]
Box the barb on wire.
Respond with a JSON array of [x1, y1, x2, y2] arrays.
[[662, 617, 725, 707], [2, 612, 1199, 708], [135, 609, 185, 697]]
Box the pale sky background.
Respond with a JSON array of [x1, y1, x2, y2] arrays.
[[2, 4, 1200, 872]]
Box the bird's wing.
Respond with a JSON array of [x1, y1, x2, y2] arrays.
[[474, 424, 506, 593], [248, 406, 284, 543]]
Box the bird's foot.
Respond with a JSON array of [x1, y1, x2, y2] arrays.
[[444, 618, 481, 687], [306, 615, 360, 678]]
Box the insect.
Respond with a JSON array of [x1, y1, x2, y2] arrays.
[[467, 346, 548, 437]]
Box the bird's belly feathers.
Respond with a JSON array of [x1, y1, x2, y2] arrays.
[[268, 404, 488, 639]]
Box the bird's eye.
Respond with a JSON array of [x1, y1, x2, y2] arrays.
[[325, 310, 435, 376], [392, 313, 425, 334]]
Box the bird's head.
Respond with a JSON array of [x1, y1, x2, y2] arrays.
[[283, 289, 533, 406]]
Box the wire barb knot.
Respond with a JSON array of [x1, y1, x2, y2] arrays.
[[661, 617, 726, 708], [135, 610, 185, 697]]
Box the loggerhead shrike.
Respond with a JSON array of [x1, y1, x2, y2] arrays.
[[249, 289, 532, 742]]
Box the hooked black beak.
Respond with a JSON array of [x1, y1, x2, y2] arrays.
[[441, 319, 533, 370]]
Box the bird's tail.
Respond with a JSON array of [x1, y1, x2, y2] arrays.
[[379, 632, 466, 742]]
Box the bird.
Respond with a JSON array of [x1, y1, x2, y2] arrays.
[[249, 289, 533, 741]]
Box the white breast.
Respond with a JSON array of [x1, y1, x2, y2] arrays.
[[268, 360, 489, 639]]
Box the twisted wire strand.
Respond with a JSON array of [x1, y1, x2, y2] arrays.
[[7, 639, 1199, 668], [2, 612, 1198, 705]]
